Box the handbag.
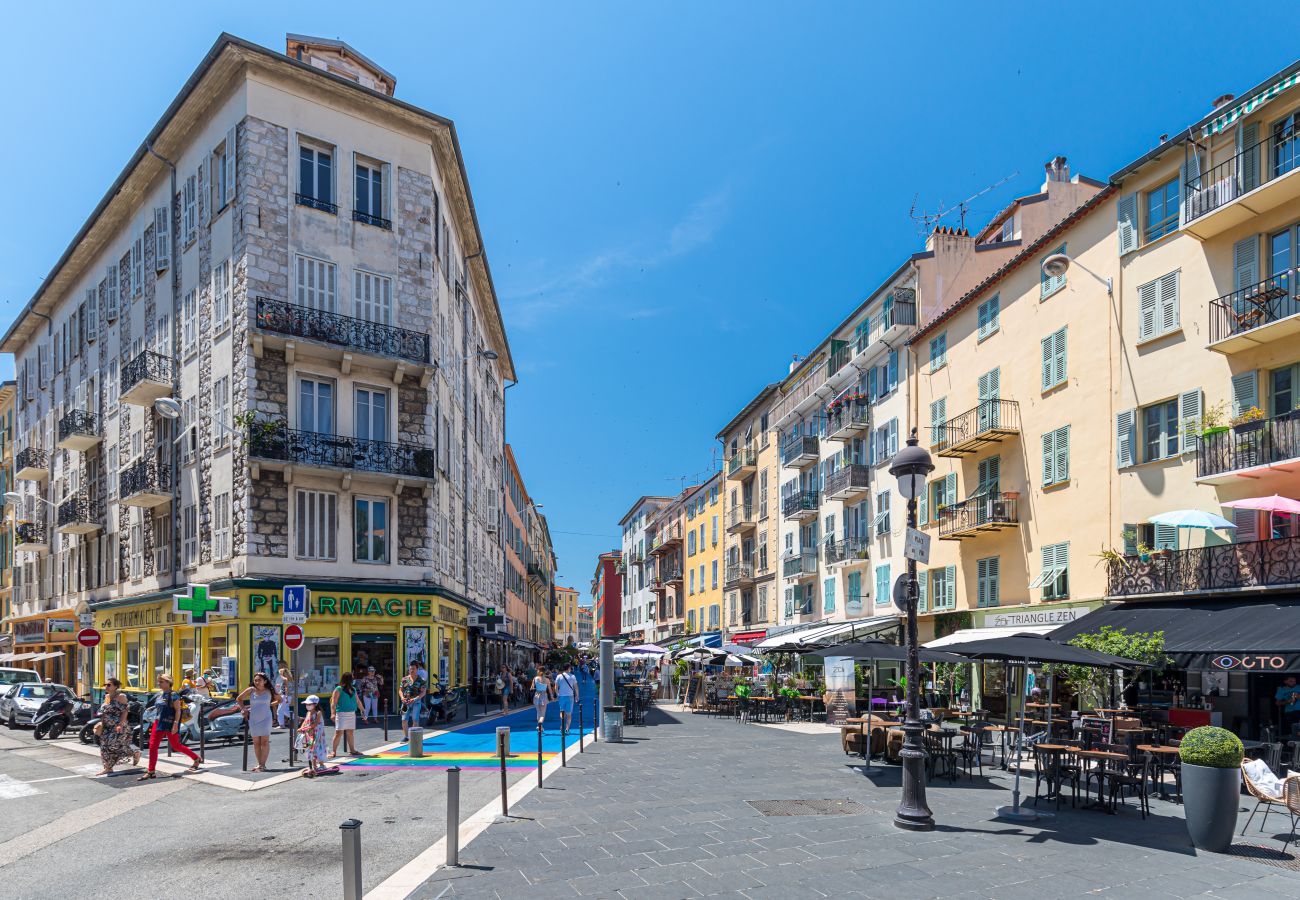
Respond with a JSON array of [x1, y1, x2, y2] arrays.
[[93, 721, 104, 737]]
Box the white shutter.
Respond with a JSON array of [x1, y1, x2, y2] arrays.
[[85, 289, 98, 342], [154, 206, 170, 272], [225, 125, 237, 200], [205, 152, 213, 222], [104, 267, 118, 321], [1231, 370, 1259, 417], [1116, 409, 1135, 468], [1178, 388, 1203, 454], [1138, 279, 1157, 341], [38, 341, 50, 387], [1158, 271, 1180, 333], [1117, 193, 1138, 255]]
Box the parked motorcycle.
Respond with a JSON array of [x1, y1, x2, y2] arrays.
[[425, 683, 460, 724], [177, 695, 246, 747], [80, 694, 145, 745], [33, 691, 95, 740]]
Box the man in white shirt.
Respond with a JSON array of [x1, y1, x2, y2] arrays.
[[555, 663, 580, 730]]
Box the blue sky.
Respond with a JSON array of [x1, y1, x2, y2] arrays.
[[4, 2, 1300, 598]]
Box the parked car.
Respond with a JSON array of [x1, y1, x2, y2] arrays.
[[2, 683, 73, 728], [0, 667, 42, 687]]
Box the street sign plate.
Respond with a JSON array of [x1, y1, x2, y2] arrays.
[[78, 613, 95, 628], [283, 613, 307, 625], [285, 624, 305, 651], [76, 628, 101, 648], [283, 584, 309, 624], [903, 527, 931, 564]]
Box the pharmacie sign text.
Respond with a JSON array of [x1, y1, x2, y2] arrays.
[[248, 593, 456, 621]]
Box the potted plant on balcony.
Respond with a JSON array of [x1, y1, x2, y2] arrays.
[[1136, 542, 1153, 563], [1231, 405, 1266, 435], [1179, 726, 1243, 852], [1197, 401, 1229, 439]]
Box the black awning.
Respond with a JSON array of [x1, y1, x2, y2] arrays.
[[1050, 594, 1300, 673]]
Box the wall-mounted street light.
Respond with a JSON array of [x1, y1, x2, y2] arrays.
[[1041, 252, 1112, 297]]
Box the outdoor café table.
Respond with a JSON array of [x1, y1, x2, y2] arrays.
[[1034, 743, 1072, 806], [750, 697, 775, 723], [1075, 749, 1130, 811], [1138, 744, 1182, 801], [798, 695, 820, 721], [1025, 703, 1062, 710], [845, 716, 898, 762], [986, 724, 1020, 768]]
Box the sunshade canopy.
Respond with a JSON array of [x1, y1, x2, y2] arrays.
[[817, 640, 969, 664], [1221, 495, 1300, 515], [948, 632, 1144, 668], [1148, 509, 1235, 529], [1051, 596, 1300, 673], [623, 643, 667, 655]]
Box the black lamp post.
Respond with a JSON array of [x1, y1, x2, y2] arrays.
[[888, 428, 936, 831]]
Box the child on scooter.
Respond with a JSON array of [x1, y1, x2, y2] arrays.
[[298, 695, 327, 777]]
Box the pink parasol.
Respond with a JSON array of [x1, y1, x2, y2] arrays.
[[1221, 495, 1300, 514]]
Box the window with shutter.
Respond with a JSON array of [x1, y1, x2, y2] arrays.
[[1231, 370, 1259, 417], [85, 289, 98, 343], [154, 206, 170, 272], [1154, 524, 1178, 551], [1233, 235, 1259, 293], [1116, 409, 1136, 468], [183, 173, 197, 244], [917, 568, 927, 612], [887, 418, 898, 457], [131, 234, 143, 297], [929, 333, 947, 371], [1231, 507, 1259, 543], [1158, 271, 1180, 333], [1041, 326, 1067, 390], [1178, 388, 1203, 454], [354, 271, 393, 324], [1041, 244, 1067, 297], [104, 267, 118, 321], [1240, 122, 1260, 192], [977, 556, 1000, 608], [1117, 193, 1138, 255], [296, 255, 337, 312], [212, 258, 232, 330], [977, 295, 1000, 339], [929, 397, 946, 444]]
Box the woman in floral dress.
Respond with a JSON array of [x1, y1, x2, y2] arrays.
[[97, 677, 139, 775], [298, 695, 327, 777]]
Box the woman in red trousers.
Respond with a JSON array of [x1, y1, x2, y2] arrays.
[[138, 673, 202, 780]]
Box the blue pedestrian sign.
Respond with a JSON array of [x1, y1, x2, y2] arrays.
[[283, 584, 310, 624]]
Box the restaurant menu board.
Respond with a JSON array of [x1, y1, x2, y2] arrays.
[[1079, 715, 1112, 743], [683, 673, 703, 708], [824, 657, 856, 726]]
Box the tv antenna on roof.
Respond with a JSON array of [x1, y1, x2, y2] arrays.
[[909, 170, 1020, 238]]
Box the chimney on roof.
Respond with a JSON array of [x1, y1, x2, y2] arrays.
[[1212, 93, 1236, 110], [789, 354, 802, 374], [1044, 156, 1070, 183], [925, 224, 974, 255]]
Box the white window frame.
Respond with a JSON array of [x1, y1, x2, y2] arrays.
[[212, 257, 232, 332], [296, 255, 337, 312], [296, 489, 338, 561], [354, 496, 390, 564], [213, 492, 231, 562]]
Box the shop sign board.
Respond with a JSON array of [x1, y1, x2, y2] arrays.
[[14, 620, 45, 644], [47, 618, 77, 642], [173, 583, 235, 625], [247, 591, 466, 625], [982, 606, 1089, 629]]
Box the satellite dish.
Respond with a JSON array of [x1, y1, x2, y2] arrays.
[[1041, 253, 1070, 279]]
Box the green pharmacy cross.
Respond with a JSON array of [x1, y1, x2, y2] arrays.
[[173, 583, 232, 625]]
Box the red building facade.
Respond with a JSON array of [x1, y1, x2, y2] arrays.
[[591, 551, 623, 639]]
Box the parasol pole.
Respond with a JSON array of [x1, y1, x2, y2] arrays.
[[997, 657, 1038, 821]]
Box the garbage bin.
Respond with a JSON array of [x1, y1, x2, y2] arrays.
[[603, 706, 625, 743], [496, 725, 511, 757]]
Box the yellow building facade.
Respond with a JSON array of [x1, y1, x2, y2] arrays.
[[553, 586, 581, 645], [683, 473, 723, 637]]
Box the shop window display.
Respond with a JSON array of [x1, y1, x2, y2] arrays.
[[297, 636, 342, 697]]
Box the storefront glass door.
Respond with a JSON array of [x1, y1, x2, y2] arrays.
[[351, 633, 397, 708]]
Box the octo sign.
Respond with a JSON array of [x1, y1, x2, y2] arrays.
[[1212, 654, 1286, 670]]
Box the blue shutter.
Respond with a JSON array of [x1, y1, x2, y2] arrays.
[[944, 473, 956, 507], [918, 481, 928, 525], [867, 367, 878, 402], [1231, 371, 1259, 417], [1122, 524, 1138, 556], [1116, 409, 1136, 468], [1117, 193, 1138, 255], [944, 565, 956, 608], [1179, 389, 1203, 454], [887, 350, 899, 390], [918, 569, 928, 612], [1042, 431, 1056, 485], [1055, 425, 1070, 483], [1154, 524, 1178, 551]]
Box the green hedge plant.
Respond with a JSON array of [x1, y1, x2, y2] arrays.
[[1178, 726, 1243, 768]]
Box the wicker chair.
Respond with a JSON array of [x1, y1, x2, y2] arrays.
[[1241, 765, 1300, 847]]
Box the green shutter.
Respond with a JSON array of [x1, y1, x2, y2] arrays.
[[1159, 271, 1180, 334], [944, 565, 956, 609], [1138, 278, 1158, 340], [918, 569, 928, 612], [1042, 431, 1055, 485], [1041, 333, 1054, 390], [1122, 524, 1138, 556], [1231, 370, 1259, 417], [1116, 409, 1136, 468], [918, 480, 928, 525], [944, 473, 956, 507], [1154, 524, 1178, 551], [1053, 327, 1067, 386], [1117, 193, 1138, 255], [1233, 235, 1259, 292], [1055, 425, 1070, 483], [1179, 388, 1203, 454], [1041, 245, 1067, 296]]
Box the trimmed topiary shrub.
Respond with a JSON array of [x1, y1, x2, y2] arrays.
[[1178, 726, 1243, 768]]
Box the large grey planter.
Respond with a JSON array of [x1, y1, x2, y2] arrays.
[[1182, 762, 1240, 852]]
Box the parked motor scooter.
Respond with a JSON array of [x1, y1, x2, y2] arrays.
[[80, 694, 145, 745], [33, 691, 95, 740], [177, 695, 246, 747]]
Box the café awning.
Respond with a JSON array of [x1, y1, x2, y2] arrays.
[[1050, 595, 1300, 673], [754, 615, 896, 651], [1203, 71, 1300, 136], [925, 624, 1057, 649]]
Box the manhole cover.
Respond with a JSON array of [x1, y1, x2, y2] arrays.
[[1224, 844, 1300, 870], [746, 799, 867, 817]]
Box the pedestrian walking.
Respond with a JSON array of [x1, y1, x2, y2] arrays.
[[329, 672, 360, 758], [555, 663, 579, 730], [497, 664, 513, 714], [95, 677, 139, 776], [274, 665, 294, 728], [297, 695, 327, 777], [532, 666, 553, 725], [236, 672, 280, 772], [399, 662, 427, 740], [138, 674, 202, 780], [357, 666, 379, 724]]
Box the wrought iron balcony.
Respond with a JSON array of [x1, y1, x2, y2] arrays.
[[650, 523, 682, 554], [56, 495, 103, 535], [15, 446, 47, 481], [352, 208, 392, 230], [15, 521, 48, 552], [1197, 411, 1300, 483], [824, 537, 870, 566], [255, 297, 430, 364], [1183, 128, 1300, 239], [1107, 535, 1300, 598], [121, 349, 174, 407], [120, 458, 172, 508], [932, 399, 1021, 457], [937, 491, 1020, 540], [826, 401, 870, 441], [781, 434, 819, 467], [57, 410, 100, 451], [664, 568, 684, 586], [726, 447, 757, 480], [296, 192, 338, 215], [726, 504, 756, 533], [781, 549, 818, 579], [826, 340, 853, 378], [724, 562, 754, 587], [650, 577, 668, 594], [781, 489, 819, 521], [825, 464, 871, 502], [1207, 269, 1300, 353], [249, 425, 436, 479]]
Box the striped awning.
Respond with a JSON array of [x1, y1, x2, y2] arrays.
[[1204, 72, 1300, 137]]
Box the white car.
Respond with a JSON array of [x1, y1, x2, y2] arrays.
[[1, 683, 72, 728], [0, 666, 41, 687]]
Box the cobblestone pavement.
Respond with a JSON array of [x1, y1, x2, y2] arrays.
[[414, 706, 1300, 899]]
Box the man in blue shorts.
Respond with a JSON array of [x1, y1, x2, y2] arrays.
[[399, 662, 426, 739], [555, 663, 580, 730]]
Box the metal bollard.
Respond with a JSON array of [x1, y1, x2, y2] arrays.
[[496, 726, 511, 757], [578, 701, 584, 753], [446, 766, 461, 867], [340, 819, 363, 900], [382, 697, 389, 742], [537, 722, 544, 788], [241, 721, 250, 771], [499, 746, 509, 816], [408, 727, 425, 757], [561, 714, 567, 767], [199, 711, 206, 763], [288, 709, 296, 767]]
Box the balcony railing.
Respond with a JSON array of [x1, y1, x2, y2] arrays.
[[663, 568, 684, 585], [827, 340, 852, 378], [121, 350, 174, 406], [296, 192, 338, 215], [1184, 129, 1300, 223], [15, 446, 47, 480], [781, 434, 819, 467], [57, 410, 100, 451], [249, 426, 437, 479], [782, 550, 817, 578], [352, 209, 392, 230], [120, 458, 172, 506], [1197, 412, 1300, 481], [724, 562, 754, 586], [1107, 535, 1300, 597], [726, 447, 757, 478], [824, 537, 870, 566], [1207, 269, 1300, 349], [932, 399, 1021, 457], [15, 521, 47, 550], [782, 490, 819, 520], [255, 297, 430, 364], [881, 293, 917, 332], [57, 495, 102, 533], [726, 505, 756, 532], [937, 491, 1020, 540], [826, 402, 870, 441], [825, 464, 871, 500]]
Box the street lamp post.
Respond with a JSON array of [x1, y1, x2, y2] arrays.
[[888, 428, 935, 832]]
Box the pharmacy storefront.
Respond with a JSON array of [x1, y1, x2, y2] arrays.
[[92, 583, 470, 708]]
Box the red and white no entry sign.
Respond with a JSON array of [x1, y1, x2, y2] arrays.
[[76, 628, 101, 648], [285, 623, 305, 651]]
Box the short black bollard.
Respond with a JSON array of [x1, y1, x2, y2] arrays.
[[382, 696, 389, 742], [340, 819, 363, 900], [288, 709, 296, 767], [561, 714, 567, 767], [578, 701, 584, 753], [446, 766, 461, 867], [537, 722, 544, 789], [241, 720, 250, 772], [199, 710, 207, 763], [499, 745, 509, 816]]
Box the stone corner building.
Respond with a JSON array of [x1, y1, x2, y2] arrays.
[[1, 33, 515, 703]]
